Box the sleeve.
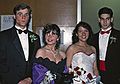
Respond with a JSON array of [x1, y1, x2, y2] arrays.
[[0, 33, 9, 73]]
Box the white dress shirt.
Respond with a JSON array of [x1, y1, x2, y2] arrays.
[[99, 27, 111, 61], [15, 25, 29, 61]]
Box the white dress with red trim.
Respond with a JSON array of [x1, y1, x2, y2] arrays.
[[71, 52, 99, 84]]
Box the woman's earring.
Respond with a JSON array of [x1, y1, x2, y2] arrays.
[[57, 39, 59, 41]]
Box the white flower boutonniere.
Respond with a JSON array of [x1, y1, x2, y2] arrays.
[[110, 36, 116, 45], [29, 34, 38, 43]]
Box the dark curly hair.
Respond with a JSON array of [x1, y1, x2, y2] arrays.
[[42, 24, 61, 49], [98, 7, 113, 18]]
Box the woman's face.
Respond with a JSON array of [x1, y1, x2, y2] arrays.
[[45, 31, 59, 45], [77, 26, 89, 42]]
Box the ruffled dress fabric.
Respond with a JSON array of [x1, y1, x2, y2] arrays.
[[32, 57, 68, 84]]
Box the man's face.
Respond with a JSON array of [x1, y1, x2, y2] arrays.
[[14, 8, 30, 29], [98, 14, 113, 30]]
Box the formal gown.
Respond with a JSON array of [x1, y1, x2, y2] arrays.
[[32, 57, 71, 84], [71, 52, 100, 84]]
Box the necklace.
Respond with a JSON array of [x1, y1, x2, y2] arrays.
[[44, 47, 59, 59]]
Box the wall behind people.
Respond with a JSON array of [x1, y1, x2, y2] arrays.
[[0, 0, 77, 51], [81, 0, 120, 33], [0, 0, 76, 31]]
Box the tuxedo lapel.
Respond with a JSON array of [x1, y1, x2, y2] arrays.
[[28, 32, 34, 60], [96, 33, 100, 63], [107, 28, 115, 46], [28, 31, 40, 61], [96, 33, 99, 50], [11, 28, 25, 58], [106, 29, 115, 60], [95, 33, 100, 56]]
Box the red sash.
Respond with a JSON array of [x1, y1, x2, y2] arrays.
[[99, 60, 106, 71]]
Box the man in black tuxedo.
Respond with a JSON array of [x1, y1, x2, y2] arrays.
[[91, 7, 120, 84], [0, 3, 41, 84]]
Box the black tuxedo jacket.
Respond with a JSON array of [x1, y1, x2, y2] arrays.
[[91, 28, 120, 84], [0, 27, 41, 84]]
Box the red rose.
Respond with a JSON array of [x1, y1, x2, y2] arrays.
[[87, 73, 93, 80], [74, 66, 79, 71], [76, 71, 81, 75]]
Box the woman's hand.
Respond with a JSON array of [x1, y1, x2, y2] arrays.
[[18, 77, 32, 84]]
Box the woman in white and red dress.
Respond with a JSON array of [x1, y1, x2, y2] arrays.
[[66, 22, 101, 84]]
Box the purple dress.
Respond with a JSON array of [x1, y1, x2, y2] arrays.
[[32, 57, 68, 84]]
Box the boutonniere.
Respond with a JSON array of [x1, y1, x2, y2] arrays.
[[29, 34, 38, 43], [110, 36, 116, 45]]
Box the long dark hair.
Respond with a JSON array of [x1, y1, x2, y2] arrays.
[[72, 21, 93, 44]]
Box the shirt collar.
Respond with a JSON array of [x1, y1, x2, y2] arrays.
[[101, 27, 112, 32], [15, 25, 27, 31]]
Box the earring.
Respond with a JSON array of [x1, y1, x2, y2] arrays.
[[57, 39, 59, 41]]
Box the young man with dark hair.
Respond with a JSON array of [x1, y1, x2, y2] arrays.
[[0, 3, 41, 84], [91, 7, 120, 84]]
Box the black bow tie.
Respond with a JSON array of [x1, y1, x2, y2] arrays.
[[16, 29, 28, 34]]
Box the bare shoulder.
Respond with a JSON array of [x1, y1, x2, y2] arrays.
[[66, 44, 76, 52], [66, 44, 77, 57], [90, 46, 96, 54], [36, 48, 46, 58], [59, 50, 66, 59]]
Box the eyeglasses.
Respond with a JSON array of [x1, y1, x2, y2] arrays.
[[16, 12, 29, 17]]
